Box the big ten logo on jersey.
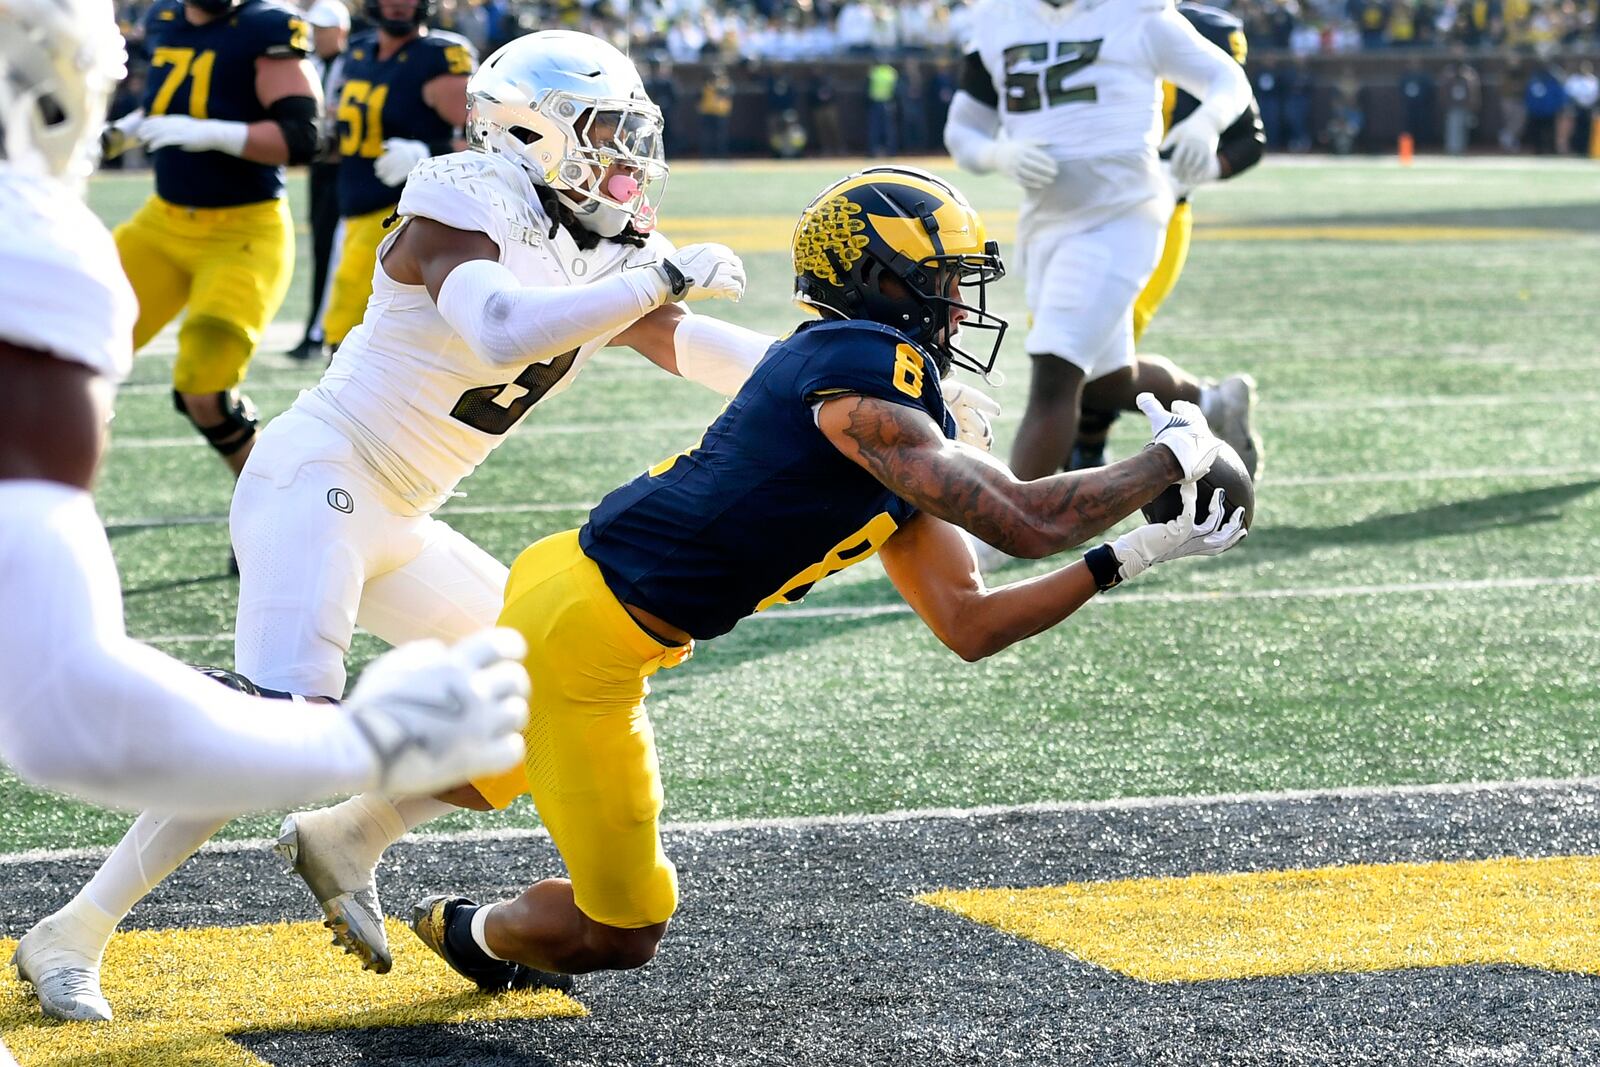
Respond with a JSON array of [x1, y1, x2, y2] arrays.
[[1002, 39, 1104, 112], [892, 343, 925, 398]]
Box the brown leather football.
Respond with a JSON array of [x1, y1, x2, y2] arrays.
[[1140, 441, 1255, 530]]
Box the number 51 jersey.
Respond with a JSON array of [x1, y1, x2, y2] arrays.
[[294, 150, 674, 514]]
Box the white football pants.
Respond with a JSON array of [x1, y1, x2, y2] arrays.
[[231, 407, 508, 700], [1020, 195, 1170, 382]]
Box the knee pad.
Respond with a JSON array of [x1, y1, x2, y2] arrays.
[[173, 388, 259, 457]]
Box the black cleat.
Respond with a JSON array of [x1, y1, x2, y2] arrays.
[[287, 337, 326, 363], [409, 895, 574, 994]]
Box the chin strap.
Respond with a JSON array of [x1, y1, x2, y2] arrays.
[[534, 186, 648, 251]]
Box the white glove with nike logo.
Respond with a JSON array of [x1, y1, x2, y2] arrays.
[[1138, 392, 1223, 484], [344, 628, 530, 796], [1110, 481, 1248, 582], [375, 137, 430, 186], [656, 243, 746, 303]]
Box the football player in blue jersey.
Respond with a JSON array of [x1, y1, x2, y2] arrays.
[[102, 0, 322, 488], [398, 166, 1248, 991], [319, 0, 476, 349]]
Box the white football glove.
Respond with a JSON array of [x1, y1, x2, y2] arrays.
[[656, 243, 746, 303], [1160, 113, 1223, 188], [101, 109, 145, 161], [1110, 481, 1247, 582], [139, 115, 249, 157], [942, 379, 1002, 452], [375, 137, 429, 186], [982, 137, 1058, 189], [1138, 391, 1223, 484], [343, 628, 530, 796]]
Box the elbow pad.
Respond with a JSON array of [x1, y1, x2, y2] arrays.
[[268, 95, 319, 165], [673, 314, 775, 396]]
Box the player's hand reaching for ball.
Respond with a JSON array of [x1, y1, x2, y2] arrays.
[[1109, 481, 1247, 582], [343, 628, 530, 796], [1138, 392, 1223, 484], [656, 243, 746, 303]]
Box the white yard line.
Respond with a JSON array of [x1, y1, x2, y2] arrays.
[[134, 573, 1600, 645], [100, 463, 1600, 531], [4, 773, 1596, 866]]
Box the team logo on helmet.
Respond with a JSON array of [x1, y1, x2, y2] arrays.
[[793, 166, 1007, 378]]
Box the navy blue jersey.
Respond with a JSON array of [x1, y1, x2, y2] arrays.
[[581, 319, 956, 640], [336, 30, 475, 217], [141, 0, 311, 208]]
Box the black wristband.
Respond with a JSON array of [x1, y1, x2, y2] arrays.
[[1083, 543, 1123, 592]]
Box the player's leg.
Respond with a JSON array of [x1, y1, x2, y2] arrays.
[[12, 411, 388, 1022], [411, 531, 680, 983], [277, 517, 510, 973], [174, 199, 295, 477], [112, 198, 192, 353], [1010, 212, 1161, 481], [1073, 202, 1197, 469], [319, 207, 390, 350]]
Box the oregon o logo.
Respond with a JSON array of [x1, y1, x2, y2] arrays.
[[327, 488, 354, 513]]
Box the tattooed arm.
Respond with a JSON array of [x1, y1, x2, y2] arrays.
[[816, 394, 1182, 558]]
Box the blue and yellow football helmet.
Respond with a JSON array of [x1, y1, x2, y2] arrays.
[[792, 165, 1006, 377]]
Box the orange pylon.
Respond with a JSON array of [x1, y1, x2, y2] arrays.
[[1398, 132, 1414, 165]]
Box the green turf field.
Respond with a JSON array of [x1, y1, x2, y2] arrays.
[[10, 156, 1596, 853]]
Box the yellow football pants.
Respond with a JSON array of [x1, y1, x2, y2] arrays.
[[473, 529, 690, 929], [321, 206, 395, 346], [1132, 200, 1194, 345], [114, 194, 294, 393]]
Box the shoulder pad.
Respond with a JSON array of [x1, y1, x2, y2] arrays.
[[399, 151, 543, 250], [242, 0, 313, 59]]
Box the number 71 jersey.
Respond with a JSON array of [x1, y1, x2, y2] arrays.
[[297, 150, 673, 514], [965, 0, 1174, 160]]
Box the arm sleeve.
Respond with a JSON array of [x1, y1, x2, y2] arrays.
[[943, 90, 1004, 174], [0, 485, 378, 814], [435, 256, 669, 368], [1143, 7, 1252, 135], [672, 314, 776, 395]]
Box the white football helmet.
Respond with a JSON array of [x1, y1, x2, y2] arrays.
[[0, 0, 127, 186], [466, 30, 667, 238]]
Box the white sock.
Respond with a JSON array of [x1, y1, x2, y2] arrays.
[[301, 793, 454, 879], [469, 901, 506, 961], [60, 812, 230, 953]]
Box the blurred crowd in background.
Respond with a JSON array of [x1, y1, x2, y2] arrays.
[[108, 0, 1600, 158]]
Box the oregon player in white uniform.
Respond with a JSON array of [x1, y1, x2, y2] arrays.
[[945, 0, 1261, 490], [1, 0, 531, 1028], [19, 30, 779, 1012]]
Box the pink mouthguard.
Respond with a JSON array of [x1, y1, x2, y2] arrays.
[[605, 174, 639, 203]]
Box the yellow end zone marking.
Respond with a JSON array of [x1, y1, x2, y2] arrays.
[[1, 919, 582, 1066], [658, 214, 1573, 251], [920, 855, 1600, 983]]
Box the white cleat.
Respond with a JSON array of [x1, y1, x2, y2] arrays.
[[12, 917, 112, 1022], [275, 812, 392, 974], [1201, 373, 1263, 480]]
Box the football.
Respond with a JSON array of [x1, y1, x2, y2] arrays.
[[1141, 441, 1255, 530]]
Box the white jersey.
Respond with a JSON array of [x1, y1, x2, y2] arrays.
[[964, 0, 1236, 230], [295, 150, 673, 513], [0, 173, 136, 382]]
